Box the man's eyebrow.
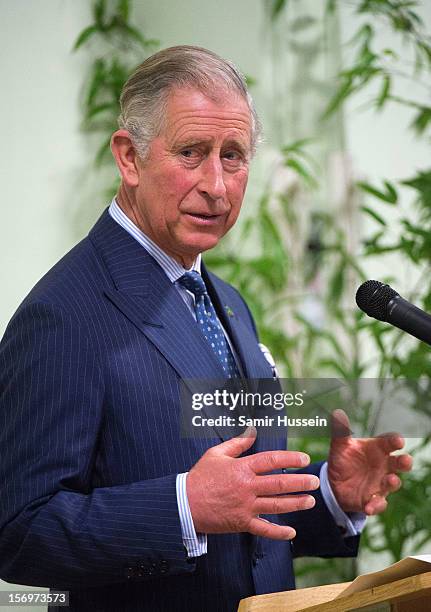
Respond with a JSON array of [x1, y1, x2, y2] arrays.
[[172, 137, 214, 150], [222, 139, 250, 153], [172, 137, 250, 155]]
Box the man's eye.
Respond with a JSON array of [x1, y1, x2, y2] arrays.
[[223, 151, 246, 166], [180, 149, 198, 159], [223, 151, 242, 161]]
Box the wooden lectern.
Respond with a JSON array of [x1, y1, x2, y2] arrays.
[[238, 570, 431, 611]]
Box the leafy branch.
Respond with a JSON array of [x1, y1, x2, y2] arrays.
[[73, 0, 158, 168], [268, 0, 431, 586]]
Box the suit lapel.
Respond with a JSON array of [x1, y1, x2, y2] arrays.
[[89, 211, 243, 440], [90, 211, 227, 381]]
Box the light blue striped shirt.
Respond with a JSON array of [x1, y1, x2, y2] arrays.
[[109, 198, 365, 554]]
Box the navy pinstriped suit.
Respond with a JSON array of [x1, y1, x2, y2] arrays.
[[0, 210, 358, 611]]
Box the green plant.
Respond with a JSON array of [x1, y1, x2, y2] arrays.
[[74, 0, 157, 174], [266, 0, 431, 585]]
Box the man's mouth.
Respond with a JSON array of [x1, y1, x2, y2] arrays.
[[185, 212, 223, 225]]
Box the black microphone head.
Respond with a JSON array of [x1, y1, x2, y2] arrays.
[[356, 280, 399, 321]]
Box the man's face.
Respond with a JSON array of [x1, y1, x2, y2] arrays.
[[132, 87, 252, 266]]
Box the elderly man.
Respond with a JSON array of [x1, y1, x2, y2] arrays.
[[0, 46, 411, 612]]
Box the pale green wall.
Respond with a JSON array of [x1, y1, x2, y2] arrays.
[[1, 1, 93, 336]]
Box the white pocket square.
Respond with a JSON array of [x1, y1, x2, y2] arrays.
[[258, 343, 279, 379]]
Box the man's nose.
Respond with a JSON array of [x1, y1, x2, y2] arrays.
[[198, 156, 227, 200]]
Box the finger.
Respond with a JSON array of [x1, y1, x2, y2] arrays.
[[380, 473, 401, 494], [388, 454, 413, 473], [212, 426, 257, 458], [365, 474, 401, 507], [331, 409, 352, 439], [247, 450, 310, 474], [376, 432, 405, 453], [253, 474, 320, 496], [248, 517, 296, 540], [365, 495, 388, 515], [254, 494, 316, 515]]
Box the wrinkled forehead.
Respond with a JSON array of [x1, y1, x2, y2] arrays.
[[161, 86, 253, 147]]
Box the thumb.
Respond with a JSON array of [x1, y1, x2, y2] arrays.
[[331, 409, 352, 440], [212, 426, 257, 458]]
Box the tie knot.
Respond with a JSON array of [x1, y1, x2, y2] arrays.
[[178, 271, 207, 298]]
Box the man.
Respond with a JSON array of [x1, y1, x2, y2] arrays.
[[0, 46, 412, 611]]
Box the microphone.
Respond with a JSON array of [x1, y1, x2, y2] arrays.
[[355, 280, 431, 347]]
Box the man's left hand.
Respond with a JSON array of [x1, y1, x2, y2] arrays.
[[328, 409, 413, 515]]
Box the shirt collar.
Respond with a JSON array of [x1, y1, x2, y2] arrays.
[[108, 198, 201, 282]]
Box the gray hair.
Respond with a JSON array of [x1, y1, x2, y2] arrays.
[[117, 45, 261, 159]]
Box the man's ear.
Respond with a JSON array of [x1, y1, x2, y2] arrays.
[[111, 130, 140, 187]]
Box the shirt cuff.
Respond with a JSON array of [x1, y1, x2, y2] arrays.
[[319, 462, 367, 536], [176, 472, 208, 557]]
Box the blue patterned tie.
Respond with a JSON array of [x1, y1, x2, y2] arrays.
[[178, 271, 240, 378]]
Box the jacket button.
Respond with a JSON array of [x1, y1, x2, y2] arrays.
[[124, 566, 135, 579]]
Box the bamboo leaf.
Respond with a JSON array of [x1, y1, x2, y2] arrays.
[[411, 107, 431, 134], [322, 78, 355, 119], [271, 0, 287, 20], [93, 0, 107, 27], [282, 138, 315, 155], [73, 25, 100, 51], [361, 206, 387, 226], [328, 259, 346, 303], [117, 0, 129, 21], [357, 180, 398, 204], [318, 359, 351, 378], [401, 219, 431, 239], [122, 23, 150, 47], [285, 158, 318, 188], [376, 74, 391, 109], [86, 59, 107, 108], [325, 0, 337, 13], [417, 41, 431, 68], [364, 243, 399, 256], [383, 180, 398, 203], [323, 332, 346, 360], [402, 170, 431, 207], [348, 22, 373, 47]]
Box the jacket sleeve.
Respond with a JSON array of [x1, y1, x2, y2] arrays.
[[282, 462, 360, 559], [0, 302, 195, 589]]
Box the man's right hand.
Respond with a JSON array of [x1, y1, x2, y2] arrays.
[[186, 427, 319, 540]]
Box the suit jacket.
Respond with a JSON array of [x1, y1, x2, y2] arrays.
[[0, 210, 358, 611]]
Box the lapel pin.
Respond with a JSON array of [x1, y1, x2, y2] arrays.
[[225, 305, 235, 318]]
